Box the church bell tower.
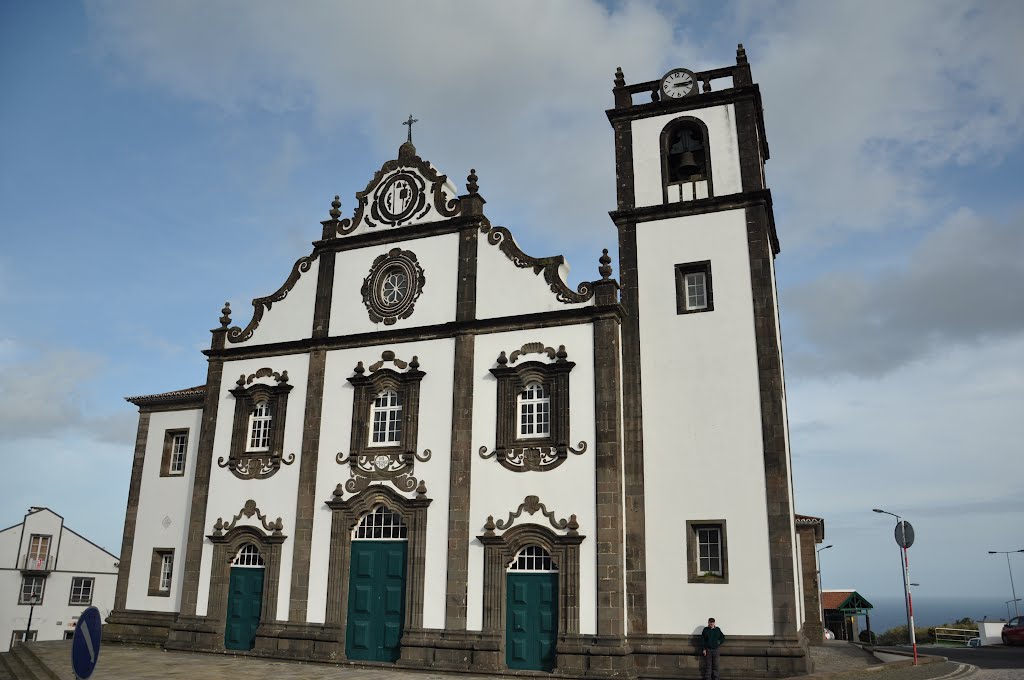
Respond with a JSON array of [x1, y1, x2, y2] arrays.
[[606, 44, 802, 649]]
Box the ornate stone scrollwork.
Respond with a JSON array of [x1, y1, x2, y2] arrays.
[[483, 495, 580, 536], [336, 448, 431, 493], [479, 442, 587, 473], [479, 219, 594, 304], [218, 450, 296, 480], [227, 254, 318, 343], [211, 499, 283, 536]]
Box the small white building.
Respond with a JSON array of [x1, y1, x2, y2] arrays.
[[0, 507, 118, 651], [107, 47, 814, 678]]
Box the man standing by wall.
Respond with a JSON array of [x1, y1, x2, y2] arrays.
[[702, 617, 725, 680]]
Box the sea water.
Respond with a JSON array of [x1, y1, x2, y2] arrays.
[[863, 596, 1017, 634]]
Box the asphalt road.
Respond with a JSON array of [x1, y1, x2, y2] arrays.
[[878, 645, 1024, 670]]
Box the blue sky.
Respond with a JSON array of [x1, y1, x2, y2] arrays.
[[2, 1, 1022, 627]]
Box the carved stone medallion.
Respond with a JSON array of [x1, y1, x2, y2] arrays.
[[370, 171, 429, 227], [361, 248, 426, 325]]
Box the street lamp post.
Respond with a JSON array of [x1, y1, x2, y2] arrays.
[[873, 508, 917, 664], [22, 593, 40, 644], [816, 544, 833, 636], [1006, 599, 1022, 621], [988, 550, 1024, 620]]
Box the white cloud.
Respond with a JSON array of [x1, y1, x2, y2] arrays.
[[784, 209, 1024, 376]]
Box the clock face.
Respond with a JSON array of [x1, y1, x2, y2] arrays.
[[661, 68, 696, 99]]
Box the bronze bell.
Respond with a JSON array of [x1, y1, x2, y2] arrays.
[[678, 150, 700, 176]]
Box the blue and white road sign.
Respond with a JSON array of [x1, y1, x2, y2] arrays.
[[71, 606, 102, 679]]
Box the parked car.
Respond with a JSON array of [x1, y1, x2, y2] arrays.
[[1003, 617, 1024, 645], [824, 629, 835, 641]]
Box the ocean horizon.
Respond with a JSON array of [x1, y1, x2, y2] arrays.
[[850, 595, 1017, 634]]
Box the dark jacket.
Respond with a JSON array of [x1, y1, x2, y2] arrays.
[[702, 626, 725, 650]]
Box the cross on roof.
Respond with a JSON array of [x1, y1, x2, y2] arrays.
[[403, 114, 418, 144]]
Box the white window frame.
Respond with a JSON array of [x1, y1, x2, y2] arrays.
[[353, 505, 408, 540], [28, 534, 50, 562], [697, 527, 723, 576], [507, 545, 558, 573], [247, 400, 272, 452], [170, 432, 188, 474], [159, 553, 173, 592], [233, 543, 266, 568], [684, 271, 707, 311], [369, 390, 403, 447], [69, 576, 94, 606], [20, 576, 44, 604], [517, 382, 551, 439]]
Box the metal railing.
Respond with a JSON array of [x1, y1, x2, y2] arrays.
[[20, 553, 55, 572], [934, 627, 977, 645]]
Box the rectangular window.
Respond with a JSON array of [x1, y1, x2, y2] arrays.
[[161, 429, 189, 477], [69, 577, 94, 606], [149, 549, 174, 596], [20, 576, 45, 604], [11, 630, 37, 644], [517, 382, 551, 439], [369, 390, 402, 446], [247, 401, 272, 451], [686, 520, 729, 583], [675, 261, 714, 314]]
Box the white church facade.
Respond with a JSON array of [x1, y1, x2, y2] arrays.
[[106, 47, 815, 677]]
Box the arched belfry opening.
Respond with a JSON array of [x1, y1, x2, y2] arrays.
[[661, 117, 713, 202]]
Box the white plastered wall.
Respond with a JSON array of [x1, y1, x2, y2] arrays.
[[239, 257, 320, 347], [125, 408, 201, 612], [631, 104, 743, 208], [330, 233, 459, 335], [635, 209, 775, 635], [197, 354, 310, 619], [466, 324, 597, 634], [475, 234, 593, 320], [306, 338, 456, 626]]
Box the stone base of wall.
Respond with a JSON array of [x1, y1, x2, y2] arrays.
[[253, 622, 343, 662], [120, 618, 811, 679], [801, 621, 825, 647], [105, 609, 177, 645], [631, 633, 812, 679]]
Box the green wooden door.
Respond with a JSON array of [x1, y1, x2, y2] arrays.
[[224, 567, 264, 650], [506, 572, 558, 671], [346, 541, 407, 662]]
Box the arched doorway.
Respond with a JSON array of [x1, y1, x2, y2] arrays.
[[224, 543, 265, 650], [506, 545, 558, 671], [346, 505, 408, 662]]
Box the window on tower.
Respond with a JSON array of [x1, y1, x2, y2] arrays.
[[661, 117, 712, 203], [675, 261, 714, 314]]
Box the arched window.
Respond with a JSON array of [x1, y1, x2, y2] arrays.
[[233, 543, 265, 568], [247, 400, 271, 451], [508, 545, 558, 573], [517, 382, 550, 439], [353, 505, 408, 540], [661, 118, 712, 202], [370, 390, 403, 446]]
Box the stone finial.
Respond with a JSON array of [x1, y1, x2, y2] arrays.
[[213, 518, 224, 536], [272, 518, 283, 535], [409, 355, 420, 371], [236, 374, 246, 387], [567, 514, 579, 536], [354, 361, 365, 375], [614, 66, 625, 88], [736, 43, 748, 65], [496, 351, 508, 366], [599, 249, 612, 280], [484, 515, 496, 536], [329, 195, 342, 220], [556, 345, 568, 363], [219, 302, 232, 328], [278, 370, 289, 383], [467, 168, 479, 195], [415, 480, 427, 498], [651, 88, 660, 102], [333, 483, 344, 499], [702, 76, 713, 93]]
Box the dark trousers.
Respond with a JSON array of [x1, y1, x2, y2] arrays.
[[703, 648, 720, 680]]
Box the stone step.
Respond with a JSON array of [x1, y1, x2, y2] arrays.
[[1, 646, 38, 680], [0, 652, 18, 680], [16, 644, 65, 680]]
